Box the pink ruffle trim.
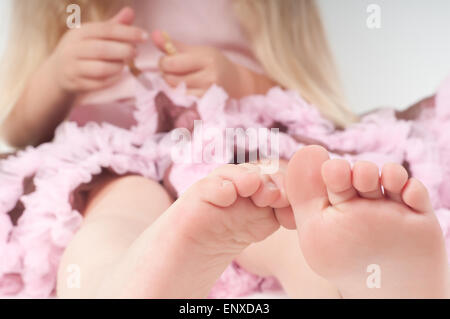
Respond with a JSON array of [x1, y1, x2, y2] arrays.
[[0, 74, 449, 298]]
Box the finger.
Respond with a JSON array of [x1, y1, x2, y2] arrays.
[[110, 7, 135, 25], [159, 53, 205, 75], [78, 73, 122, 91], [163, 70, 212, 88], [151, 30, 177, 55], [151, 30, 189, 54], [82, 22, 148, 43], [77, 40, 136, 61], [77, 61, 124, 79]]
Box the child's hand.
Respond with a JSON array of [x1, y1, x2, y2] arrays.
[[153, 32, 246, 98], [49, 7, 148, 94]]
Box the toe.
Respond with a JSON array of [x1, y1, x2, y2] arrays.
[[251, 177, 281, 207], [321, 159, 357, 205], [253, 170, 296, 229], [402, 178, 433, 214], [381, 163, 409, 202], [286, 145, 330, 227], [211, 164, 262, 197], [274, 206, 296, 230], [196, 176, 238, 207], [264, 171, 290, 209], [352, 161, 383, 199], [262, 172, 295, 229]]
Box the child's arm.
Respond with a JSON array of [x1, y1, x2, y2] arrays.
[[1, 7, 148, 147], [2, 59, 77, 147]]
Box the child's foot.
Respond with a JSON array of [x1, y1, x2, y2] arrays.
[[98, 163, 289, 298], [286, 145, 449, 298]]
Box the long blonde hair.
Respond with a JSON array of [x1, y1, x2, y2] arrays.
[[0, 0, 356, 127]]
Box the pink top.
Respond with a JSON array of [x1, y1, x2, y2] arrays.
[[69, 0, 263, 128]]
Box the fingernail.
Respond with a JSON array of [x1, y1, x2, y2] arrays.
[[161, 30, 170, 41], [164, 42, 177, 55]]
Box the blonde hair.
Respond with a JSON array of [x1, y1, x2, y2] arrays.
[[233, 0, 357, 127], [0, 0, 356, 127], [0, 0, 126, 124]]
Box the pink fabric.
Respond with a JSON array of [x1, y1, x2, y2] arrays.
[[71, 0, 262, 128], [0, 75, 450, 298], [209, 262, 282, 298]]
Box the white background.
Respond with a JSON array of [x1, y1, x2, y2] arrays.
[[318, 0, 450, 113]]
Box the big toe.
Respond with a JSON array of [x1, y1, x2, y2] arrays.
[[286, 145, 330, 227]]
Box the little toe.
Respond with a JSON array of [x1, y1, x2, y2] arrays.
[[352, 161, 383, 199], [402, 178, 433, 214], [381, 163, 409, 202], [321, 159, 357, 205]]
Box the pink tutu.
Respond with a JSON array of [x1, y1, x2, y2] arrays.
[[1, 74, 450, 298]]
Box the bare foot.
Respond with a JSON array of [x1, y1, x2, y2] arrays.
[[286, 145, 450, 298], [97, 163, 289, 298]]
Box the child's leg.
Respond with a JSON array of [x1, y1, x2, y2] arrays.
[[57, 175, 173, 298], [58, 164, 286, 298], [236, 228, 341, 298]]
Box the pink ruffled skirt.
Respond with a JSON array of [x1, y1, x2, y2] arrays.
[[1, 75, 449, 298]]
